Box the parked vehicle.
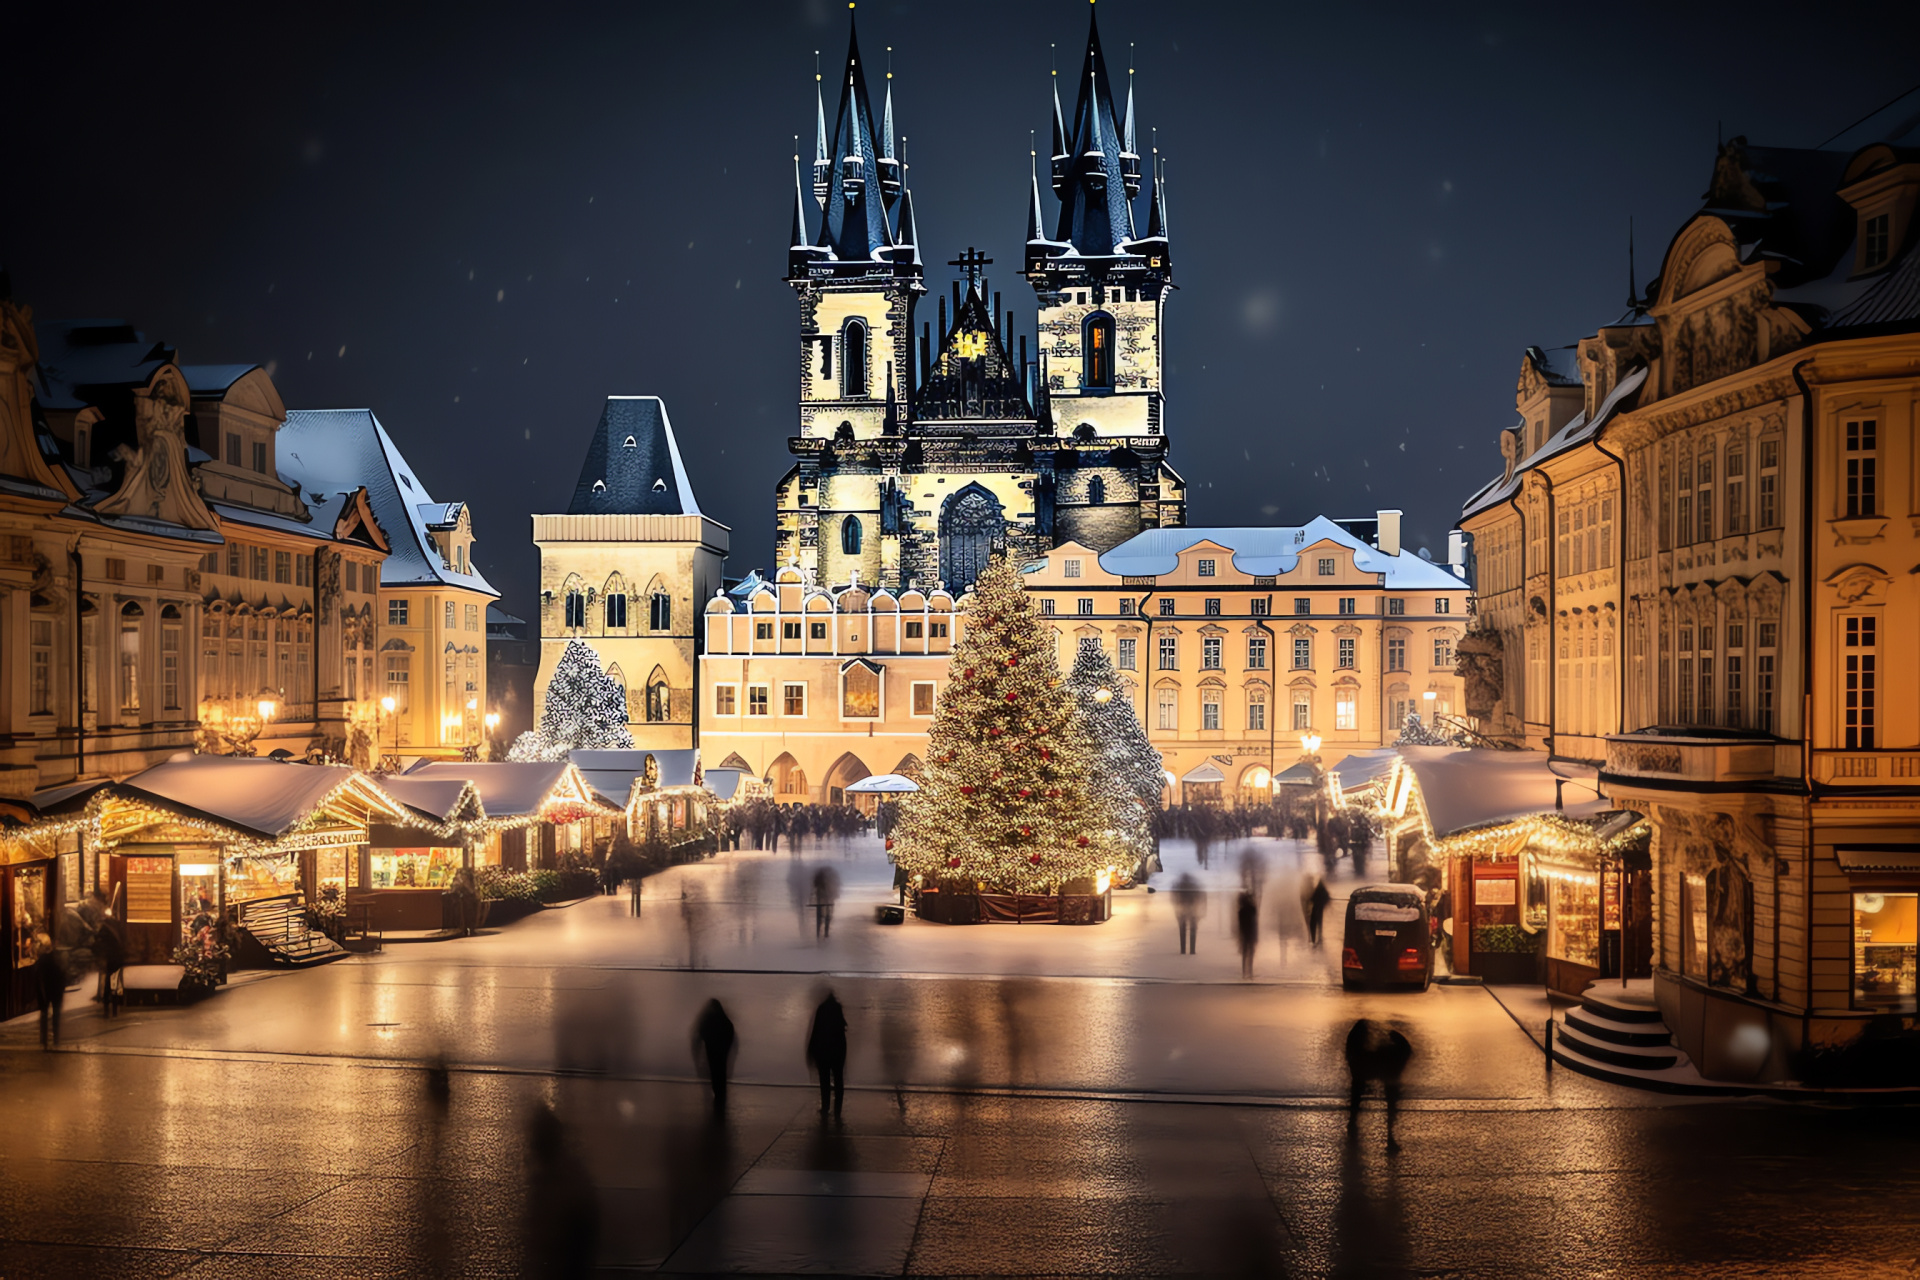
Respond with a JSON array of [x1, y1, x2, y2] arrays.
[[1342, 883, 1433, 991]]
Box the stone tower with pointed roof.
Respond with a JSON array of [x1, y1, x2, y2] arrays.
[[775, 5, 1183, 594], [533, 396, 730, 752]]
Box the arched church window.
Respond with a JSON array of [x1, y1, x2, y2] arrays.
[[646, 679, 671, 723], [842, 515, 863, 556], [940, 486, 1005, 592], [604, 592, 627, 629], [564, 591, 586, 629], [842, 320, 869, 398], [1083, 313, 1114, 389], [1089, 476, 1106, 505], [650, 592, 672, 631]]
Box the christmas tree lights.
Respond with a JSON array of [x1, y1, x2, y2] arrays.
[[1065, 639, 1163, 876], [508, 639, 634, 761], [891, 554, 1124, 895]]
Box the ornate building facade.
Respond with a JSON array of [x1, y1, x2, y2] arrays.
[[773, 9, 1184, 593], [1458, 125, 1920, 1077]]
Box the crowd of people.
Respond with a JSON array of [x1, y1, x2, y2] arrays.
[[719, 800, 874, 852], [1152, 800, 1379, 874]]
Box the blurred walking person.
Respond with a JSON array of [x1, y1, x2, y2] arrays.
[[1172, 873, 1205, 955], [523, 1105, 599, 1279], [92, 915, 125, 1018], [807, 991, 848, 1119], [693, 998, 737, 1114], [812, 866, 841, 939], [1305, 875, 1332, 947], [31, 936, 64, 1049], [1234, 889, 1259, 979], [1344, 1018, 1415, 1150]]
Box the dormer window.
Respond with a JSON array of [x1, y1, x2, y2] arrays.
[[592, 479, 607, 493], [1864, 213, 1891, 270], [652, 477, 667, 492], [623, 435, 637, 449]]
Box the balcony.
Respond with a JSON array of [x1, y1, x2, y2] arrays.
[[1601, 732, 1794, 788], [1811, 750, 1920, 787]]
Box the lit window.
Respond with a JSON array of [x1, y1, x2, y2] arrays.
[[1336, 691, 1357, 731], [1084, 313, 1114, 388], [842, 664, 880, 718], [1292, 696, 1310, 731], [1155, 687, 1177, 731], [912, 682, 936, 716], [714, 685, 737, 716], [1853, 891, 1916, 1010], [1117, 637, 1137, 670], [384, 655, 410, 712], [1158, 636, 1178, 670], [783, 683, 807, 716], [1247, 688, 1267, 731], [748, 685, 770, 716]]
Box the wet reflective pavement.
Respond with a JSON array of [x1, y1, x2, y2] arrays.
[[4, 835, 1917, 1276]]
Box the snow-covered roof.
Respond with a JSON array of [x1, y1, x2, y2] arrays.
[[564, 397, 701, 517], [207, 500, 328, 542], [276, 409, 498, 597], [1331, 748, 1400, 793], [181, 364, 260, 397], [114, 755, 399, 840], [570, 748, 701, 804], [32, 320, 171, 410], [1097, 519, 1468, 589], [1460, 366, 1650, 521], [400, 761, 580, 819], [1397, 747, 1608, 838], [379, 776, 479, 824], [1180, 762, 1227, 784]]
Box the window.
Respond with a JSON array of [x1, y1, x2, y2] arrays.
[[162, 623, 180, 710], [1158, 636, 1178, 670], [841, 320, 869, 398], [1864, 213, 1891, 270], [1119, 600, 1136, 616], [1677, 627, 1695, 723], [1681, 870, 1708, 980], [1317, 558, 1336, 576], [1294, 598, 1310, 616], [1336, 691, 1357, 731], [1338, 638, 1356, 669], [1759, 438, 1780, 528], [1725, 450, 1746, 535], [384, 656, 410, 712], [561, 592, 582, 628], [344, 560, 357, 593], [1118, 637, 1137, 670], [605, 593, 627, 629], [225, 432, 242, 466], [466, 603, 480, 631], [1292, 695, 1310, 731], [1064, 559, 1083, 578], [754, 621, 774, 641], [1203, 598, 1220, 617], [782, 621, 802, 641], [1078, 598, 1094, 616], [912, 682, 936, 716], [1387, 637, 1406, 670], [1249, 598, 1269, 617], [1757, 621, 1777, 732], [1155, 687, 1177, 731], [1853, 891, 1916, 1010], [1159, 598, 1176, 616], [1202, 636, 1222, 670], [1293, 637, 1312, 669], [1845, 419, 1878, 517], [250, 547, 269, 580], [1041, 599, 1056, 616], [1725, 623, 1744, 729], [1435, 598, 1450, 614], [252, 440, 269, 474], [228, 543, 243, 578], [808, 621, 826, 641], [271, 550, 290, 584], [1432, 637, 1453, 668], [646, 680, 670, 723], [445, 601, 458, 629], [1201, 689, 1222, 731], [1697, 625, 1715, 728], [75, 426, 89, 467], [783, 682, 807, 716], [1335, 597, 1353, 615], [1697, 452, 1715, 543], [650, 593, 672, 631], [1248, 636, 1267, 670], [714, 685, 737, 716], [1088, 477, 1106, 504], [30, 620, 53, 714], [391, 599, 411, 627], [841, 516, 863, 556], [748, 685, 770, 716], [842, 664, 880, 718], [1197, 559, 1216, 577], [1084, 313, 1114, 388], [1844, 615, 1877, 749], [1247, 688, 1267, 731], [1388, 598, 1404, 616], [1676, 454, 1693, 547]]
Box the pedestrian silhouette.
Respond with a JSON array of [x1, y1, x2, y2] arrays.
[[92, 917, 125, 1018], [807, 991, 849, 1118], [31, 936, 64, 1049], [1172, 872, 1205, 955], [522, 1106, 599, 1279], [1344, 1018, 1415, 1150], [693, 998, 737, 1114], [1235, 889, 1259, 979], [1239, 847, 1268, 901], [812, 866, 841, 939], [424, 1052, 452, 1114], [1307, 876, 1332, 947]]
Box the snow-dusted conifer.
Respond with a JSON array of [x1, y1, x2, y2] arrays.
[[508, 638, 632, 761], [1065, 639, 1163, 870]]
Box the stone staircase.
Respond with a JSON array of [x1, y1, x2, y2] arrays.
[[238, 896, 347, 968], [1551, 981, 1689, 1082]]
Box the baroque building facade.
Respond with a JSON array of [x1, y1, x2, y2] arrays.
[[1458, 124, 1920, 1078], [773, 9, 1184, 594], [533, 397, 729, 751]]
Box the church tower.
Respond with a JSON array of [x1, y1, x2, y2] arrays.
[[1026, 7, 1173, 445]]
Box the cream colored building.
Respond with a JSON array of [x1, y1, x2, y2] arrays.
[[700, 565, 957, 803], [1023, 521, 1472, 803], [1458, 129, 1920, 1079], [534, 397, 729, 751]]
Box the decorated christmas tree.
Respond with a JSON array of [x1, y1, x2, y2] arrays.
[[508, 638, 633, 761], [1064, 639, 1163, 874], [892, 553, 1124, 894]]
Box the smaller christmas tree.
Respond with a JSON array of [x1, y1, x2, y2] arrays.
[[508, 638, 633, 761], [1065, 639, 1163, 874]]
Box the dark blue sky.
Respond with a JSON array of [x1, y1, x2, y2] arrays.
[[14, 1, 1919, 611]]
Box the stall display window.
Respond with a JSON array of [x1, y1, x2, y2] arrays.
[[370, 848, 463, 889], [227, 854, 299, 904], [178, 863, 221, 947], [12, 865, 48, 967], [315, 848, 358, 894], [1546, 870, 1601, 968], [123, 856, 174, 924], [1520, 855, 1549, 932], [1853, 892, 1917, 1010]]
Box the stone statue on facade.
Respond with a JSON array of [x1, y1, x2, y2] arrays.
[[1454, 626, 1506, 719]]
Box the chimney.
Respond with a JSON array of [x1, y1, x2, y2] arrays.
[[1448, 529, 1469, 579], [1376, 509, 1403, 557]]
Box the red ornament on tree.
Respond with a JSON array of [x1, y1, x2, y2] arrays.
[[988, 727, 1002, 736], [885, 838, 894, 850], [1047, 787, 1061, 798], [964, 668, 975, 679], [1021, 825, 1032, 837], [1019, 788, 1032, 798], [960, 785, 975, 796], [1076, 835, 1090, 847], [1029, 852, 1042, 865], [948, 857, 963, 868], [1005, 692, 1018, 702], [1040, 748, 1052, 760], [1007, 656, 1018, 667]]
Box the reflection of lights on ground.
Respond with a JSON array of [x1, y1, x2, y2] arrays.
[[1168, 1046, 1185, 1060], [943, 1043, 968, 1064], [617, 1097, 635, 1120]]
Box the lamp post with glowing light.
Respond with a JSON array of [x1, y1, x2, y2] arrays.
[[1300, 731, 1326, 832], [484, 711, 500, 761]]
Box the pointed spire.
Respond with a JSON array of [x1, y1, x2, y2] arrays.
[[1124, 46, 1137, 155], [812, 52, 830, 207], [1144, 150, 1165, 240], [881, 49, 896, 159], [792, 150, 811, 249], [1027, 144, 1047, 242], [897, 185, 922, 266]]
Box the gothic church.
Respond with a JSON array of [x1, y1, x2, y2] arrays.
[[774, 6, 1185, 593]]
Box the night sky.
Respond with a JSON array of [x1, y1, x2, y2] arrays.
[[13, 1, 1919, 611]]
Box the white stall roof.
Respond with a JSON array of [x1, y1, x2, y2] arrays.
[[1397, 747, 1607, 838]]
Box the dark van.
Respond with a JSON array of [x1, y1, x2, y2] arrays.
[[1341, 884, 1432, 992]]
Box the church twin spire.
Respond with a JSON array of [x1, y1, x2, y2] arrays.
[[792, 10, 915, 273], [1036, 6, 1164, 262]]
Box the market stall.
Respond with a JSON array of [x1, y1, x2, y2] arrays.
[[400, 759, 612, 872], [571, 749, 718, 859]]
